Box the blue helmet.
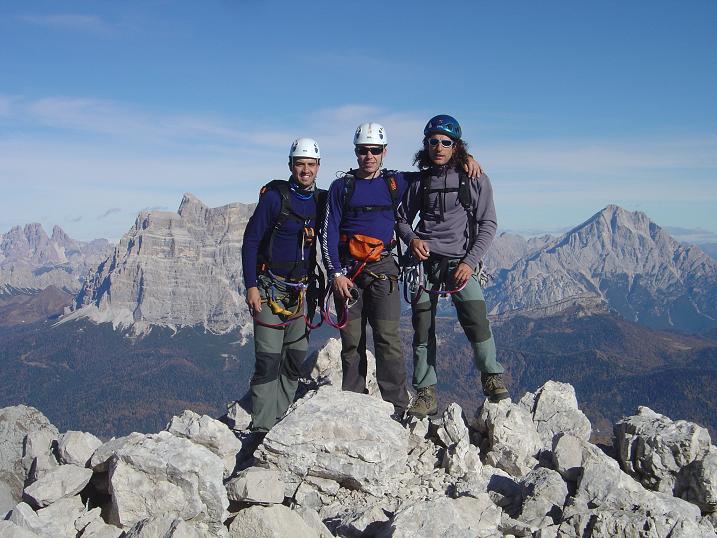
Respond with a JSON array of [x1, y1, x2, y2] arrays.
[[423, 114, 462, 140]]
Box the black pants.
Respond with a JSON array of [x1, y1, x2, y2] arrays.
[[336, 256, 409, 412]]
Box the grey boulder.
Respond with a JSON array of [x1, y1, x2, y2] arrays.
[[615, 405, 711, 493], [166, 409, 243, 477], [57, 430, 103, 467], [124, 516, 204, 538], [520, 380, 591, 447], [22, 464, 92, 508], [226, 467, 285, 504], [0, 406, 58, 512], [258, 390, 408, 496], [381, 495, 502, 538], [228, 504, 321, 538], [104, 431, 228, 536], [473, 399, 541, 477]]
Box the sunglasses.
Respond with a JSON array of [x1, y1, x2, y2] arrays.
[[355, 146, 384, 156], [427, 138, 455, 148]]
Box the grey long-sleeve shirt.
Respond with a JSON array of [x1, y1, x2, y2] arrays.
[[396, 168, 497, 270]]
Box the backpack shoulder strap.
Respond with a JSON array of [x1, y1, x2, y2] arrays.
[[259, 180, 292, 229], [382, 169, 400, 214], [341, 174, 356, 213], [457, 171, 472, 211]]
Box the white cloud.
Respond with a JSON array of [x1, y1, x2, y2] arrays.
[[1, 95, 716, 240], [17, 14, 112, 35]]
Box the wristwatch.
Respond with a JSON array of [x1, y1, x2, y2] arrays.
[[332, 272, 345, 280]]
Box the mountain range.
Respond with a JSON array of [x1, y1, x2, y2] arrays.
[[60, 197, 717, 334], [0, 223, 111, 294], [1, 197, 717, 441]]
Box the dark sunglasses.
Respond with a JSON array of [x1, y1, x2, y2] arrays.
[[427, 138, 455, 148], [355, 146, 384, 156]]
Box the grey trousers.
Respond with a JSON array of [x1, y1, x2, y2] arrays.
[[337, 256, 409, 413], [411, 257, 503, 390], [250, 277, 308, 431]]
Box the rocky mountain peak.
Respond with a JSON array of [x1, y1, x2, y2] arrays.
[[486, 205, 717, 331], [70, 194, 255, 335]]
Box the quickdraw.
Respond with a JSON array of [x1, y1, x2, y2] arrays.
[[401, 261, 468, 305]]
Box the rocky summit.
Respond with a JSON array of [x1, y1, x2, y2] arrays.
[[1, 340, 716, 537], [69, 193, 256, 335]]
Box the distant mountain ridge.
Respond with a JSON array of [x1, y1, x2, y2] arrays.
[[37, 200, 717, 336], [0, 223, 111, 294], [485, 205, 717, 332]]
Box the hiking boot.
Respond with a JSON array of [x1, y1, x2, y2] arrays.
[[481, 373, 510, 402], [407, 385, 438, 418]]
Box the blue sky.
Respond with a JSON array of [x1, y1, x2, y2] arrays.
[[1, 1, 716, 242]]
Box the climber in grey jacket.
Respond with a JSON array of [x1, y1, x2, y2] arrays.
[[396, 114, 509, 417]]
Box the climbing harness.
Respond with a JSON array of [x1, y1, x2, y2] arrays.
[[401, 257, 490, 305]]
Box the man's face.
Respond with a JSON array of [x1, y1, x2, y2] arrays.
[[355, 145, 386, 176], [290, 158, 319, 187], [427, 133, 456, 166]]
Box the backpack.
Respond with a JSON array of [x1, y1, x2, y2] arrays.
[[418, 169, 475, 251], [257, 180, 327, 273], [341, 169, 400, 218]]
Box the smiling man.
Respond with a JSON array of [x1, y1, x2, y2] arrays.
[[241, 137, 326, 433], [397, 114, 508, 418], [321, 122, 410, 420]]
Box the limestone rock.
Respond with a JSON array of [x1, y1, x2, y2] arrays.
[[615, 405, 712, 493], [33, 496, 85, 538], [224, 402, 252, 432], [228, 504, 320, 538], [559, 509, 717, 538], [226, 467, 285, 504], [21, 429, 58, 479], [258, 390, 408, 496], [0, 406, 59, 511], [562, 433, 702, 526], [678, 445, 717, 513], [124, 517, 203, 538], [57, 430, 103, 467], [80, 519, 124, 538], [90, 432, 146, 472], [22, 464, 92, 508], [518, 467, 568, 525], [0, 520, 39, 538], [7, 502, 43, 535], [310, 338, 379, 396], [166, 409, 243, 477], [520, 381, 591, 447], [105, 431, 228, 536], [292, 505, 335, 538], [473, 400, 541, 477], [381, 495, 502, 538]]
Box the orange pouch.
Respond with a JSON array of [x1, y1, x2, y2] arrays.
[[348, 234, 384, 262]]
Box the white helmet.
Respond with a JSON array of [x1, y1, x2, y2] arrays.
[[353, 122, 387, 146], [289, 137, 320, 160]]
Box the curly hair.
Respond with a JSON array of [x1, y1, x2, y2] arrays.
[[413, 138, 470, 171]]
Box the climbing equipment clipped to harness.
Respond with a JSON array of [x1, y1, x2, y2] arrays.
[[401, 257, 490, 305], [401, 259, 468, 305]]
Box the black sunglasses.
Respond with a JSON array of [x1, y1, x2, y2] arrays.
[[427, 138, 455, 148], [355, 146, 384, 156]]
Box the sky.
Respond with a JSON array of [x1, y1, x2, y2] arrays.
[[1, 1, 716, 242]]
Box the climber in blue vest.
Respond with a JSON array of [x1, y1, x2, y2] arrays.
[[241, 137, 326, 432]]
